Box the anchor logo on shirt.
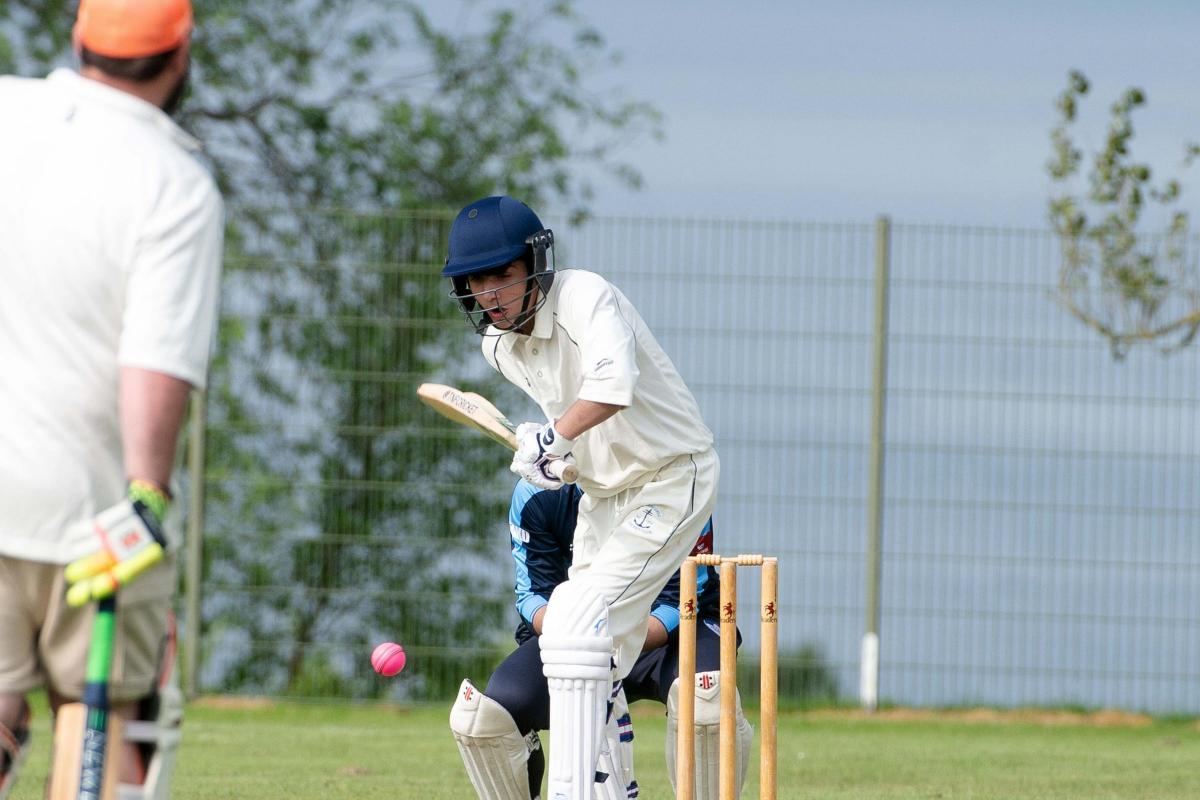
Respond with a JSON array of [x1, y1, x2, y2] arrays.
[[631, 505, 659, 529]]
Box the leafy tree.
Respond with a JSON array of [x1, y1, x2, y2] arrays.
[[1047, 69, 1200, 358], [1, 2, 660, 214], [0, 0, 660, 697]]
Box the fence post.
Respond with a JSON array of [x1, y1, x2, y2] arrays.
[[183, 389, 207, 699], [862, 215, 891, 712]]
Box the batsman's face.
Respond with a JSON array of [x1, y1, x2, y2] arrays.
[[467, 261, 536, 330]]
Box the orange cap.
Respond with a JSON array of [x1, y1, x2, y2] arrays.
[[75, 0, 193, 59]]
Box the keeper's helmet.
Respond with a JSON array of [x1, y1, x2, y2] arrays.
[[442, 196, 555, 334]]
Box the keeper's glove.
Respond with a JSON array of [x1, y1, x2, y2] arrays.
[[511, 421, 576, 490], [65, 480, 170, 608]]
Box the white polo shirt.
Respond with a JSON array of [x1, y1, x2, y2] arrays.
[[0, 69, 223, 563], [483, 269, 712, 497]]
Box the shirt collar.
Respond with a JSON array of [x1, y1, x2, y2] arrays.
[[528, 276, 558, 340], [48, 68, 202, 153]]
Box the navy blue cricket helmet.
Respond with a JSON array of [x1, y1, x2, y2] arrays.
[[443, 196, 556, 334]]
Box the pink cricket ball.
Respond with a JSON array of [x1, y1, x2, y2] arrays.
[[371, 641, 407, 677]]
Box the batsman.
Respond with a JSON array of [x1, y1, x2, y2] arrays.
[[442, 196, 720, 800], [0, 0, 222, 796]]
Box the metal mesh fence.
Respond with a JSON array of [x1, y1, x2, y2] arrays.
[[191, 209, 1200, 714], [879, 224, 1200, 711]]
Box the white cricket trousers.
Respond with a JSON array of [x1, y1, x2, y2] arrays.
[[566, 447, 719, 679]]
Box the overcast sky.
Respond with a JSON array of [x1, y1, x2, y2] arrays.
[[571, 1, 1200, 227]]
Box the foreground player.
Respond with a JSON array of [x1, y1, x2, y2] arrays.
[[443, 198, 719, 799], [450, 480, 753, 799], [0, 0, 222, 795]]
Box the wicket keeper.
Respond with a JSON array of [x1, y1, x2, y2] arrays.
[[442, 196, 721, 800]]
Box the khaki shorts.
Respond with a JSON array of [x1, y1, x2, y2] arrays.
[[0, 555, 175, 703]]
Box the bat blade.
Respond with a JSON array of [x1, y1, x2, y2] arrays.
[[463, 391, 516, 433], [417, 383, 518, 449], [417, 383, 579, 483], [48, 705, 122, 800]]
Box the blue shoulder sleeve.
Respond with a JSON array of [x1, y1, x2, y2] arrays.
[[510, 481, 574, 624]]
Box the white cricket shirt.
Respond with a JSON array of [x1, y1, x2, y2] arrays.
[[0, 69, 223, 563], [483, 269, 713, 497]]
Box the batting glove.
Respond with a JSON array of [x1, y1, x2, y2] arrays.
[[64, 480, 170, 608], [511, 421, 576, 490]]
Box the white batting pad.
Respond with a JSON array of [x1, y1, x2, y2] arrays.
[[665, 672, 754, 800], [540, 579, 612, 640], [539, 581, 614, 800], [450, 679, 538, 800], [130, 673, 184, 800], [593, 684, 637, 799]]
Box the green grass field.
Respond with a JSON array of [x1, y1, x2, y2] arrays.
[[11, 695, 1197, 799]]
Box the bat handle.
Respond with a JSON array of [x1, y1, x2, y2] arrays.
[[547, 459, 579, 484]]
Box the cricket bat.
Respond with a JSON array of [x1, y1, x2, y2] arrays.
[[49, 596, 120, 800], [417, 383, 579, 483]]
